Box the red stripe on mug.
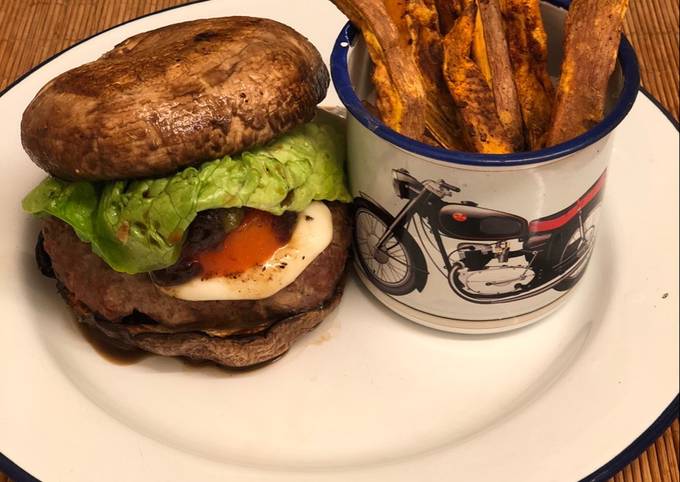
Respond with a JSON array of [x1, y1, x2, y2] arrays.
[[529, 171, 607, 233]]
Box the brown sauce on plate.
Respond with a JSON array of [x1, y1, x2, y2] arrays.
[[75, 321, 148, 365]]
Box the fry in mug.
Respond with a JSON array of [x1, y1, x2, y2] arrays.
[[331, 0, 427, 140], [442, 0, 516, 153], [384, 0, 466, 149], [546, 0, 629, 146], [501, 0, 555, 149], [474, 0, 525, 149]]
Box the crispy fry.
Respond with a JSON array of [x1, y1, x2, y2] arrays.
[[476, 0, 524, 149], [501, 0, 555, 149], [472, 8, 492, 86], [408, 1, 446, 92], [331, 0, 426, 139], [545, 0, 629, 146], [384, 0, 466, 149], [442, 0, 515, 153], [383, 0, 411, 48], [406, 0, 467, 149]]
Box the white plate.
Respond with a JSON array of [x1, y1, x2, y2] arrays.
[[0, 1, 677, 481]]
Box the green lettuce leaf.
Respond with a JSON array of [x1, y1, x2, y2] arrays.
[[22, 117, 351, 274]]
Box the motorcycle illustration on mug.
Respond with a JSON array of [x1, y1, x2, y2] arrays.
[[353, 169, 605, 304]]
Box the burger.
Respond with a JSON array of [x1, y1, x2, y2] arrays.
[[20, 17, 352, 368]]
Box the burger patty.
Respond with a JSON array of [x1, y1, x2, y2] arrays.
[[40, 202, 350, 332]]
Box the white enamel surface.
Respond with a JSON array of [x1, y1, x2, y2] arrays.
[[0, 2, 677, 482], [160, 202, 333, 301]]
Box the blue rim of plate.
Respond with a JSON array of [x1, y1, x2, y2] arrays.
[[330, 0, 641, 167], [0, 1, 676, 480]]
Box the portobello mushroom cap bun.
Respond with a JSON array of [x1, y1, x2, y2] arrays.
[[21, 16, 352, 368]]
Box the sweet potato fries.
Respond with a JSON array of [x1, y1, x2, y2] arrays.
[[330, 0, 426, 140], [331, 0, 630, 154], [443, 0, 516, 153], [545, 0, 629, 146], [501, 0, 555, 149]]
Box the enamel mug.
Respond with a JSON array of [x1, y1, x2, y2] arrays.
[[330, 0, 640, 333]]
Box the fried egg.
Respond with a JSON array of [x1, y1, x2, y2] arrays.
[[157, 201, 332, 301]]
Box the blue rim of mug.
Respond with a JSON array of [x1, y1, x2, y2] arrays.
[[329, 0, 641, 167]]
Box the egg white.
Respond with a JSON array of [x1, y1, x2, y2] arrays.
[[157, 201, 333, 301]]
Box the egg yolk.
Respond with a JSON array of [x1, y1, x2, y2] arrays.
[[198, 210, 288, 277]]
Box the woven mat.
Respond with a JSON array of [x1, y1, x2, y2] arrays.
[[0, 1, 678, 481]]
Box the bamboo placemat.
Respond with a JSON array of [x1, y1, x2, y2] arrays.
[[0, 1, 678, 481]]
